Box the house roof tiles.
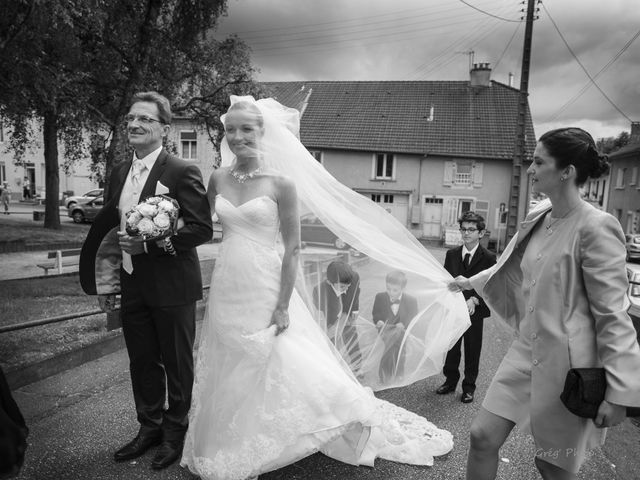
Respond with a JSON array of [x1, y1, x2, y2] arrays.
[[262, 80, 536, 160]]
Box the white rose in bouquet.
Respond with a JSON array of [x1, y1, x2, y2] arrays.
[[137, 217, 156, 235], [146, 196, 162, 205], [138, 203, 157, 218], [158, 200, 175, 213], [127, 211, 142, 226], [154, 212, 171, 229]]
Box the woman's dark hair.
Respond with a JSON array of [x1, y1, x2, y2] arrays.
[[326, 261, 354, 284], [458, 211, 486, 232], [538, 127, 610, 186], [131, 91, 172, 124], [227, 101, 264, 128]]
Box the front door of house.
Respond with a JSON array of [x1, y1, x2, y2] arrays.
[[422, 197, 443, 237]]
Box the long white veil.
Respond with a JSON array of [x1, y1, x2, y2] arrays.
[[220, 95, 470, 391]]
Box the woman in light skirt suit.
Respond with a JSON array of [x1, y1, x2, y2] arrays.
[[451, 127, 640, 479]]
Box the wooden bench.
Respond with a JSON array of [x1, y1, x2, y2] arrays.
[[37, 248, 82, 275]]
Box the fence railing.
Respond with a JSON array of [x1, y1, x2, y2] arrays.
[[1, 252, 354, 334]]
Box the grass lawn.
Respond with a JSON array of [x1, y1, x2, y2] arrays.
[[0, 214, 90, 245], [0, 259, 216, 372]]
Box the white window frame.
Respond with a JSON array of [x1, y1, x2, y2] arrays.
[[180, 130, 198, 160], [373, 153, 395, 180], [0, 162, 5, 183]]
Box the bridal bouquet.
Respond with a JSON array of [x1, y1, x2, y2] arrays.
[[125, 195, 179, 255]]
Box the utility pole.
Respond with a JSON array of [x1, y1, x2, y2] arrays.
[[505, 0, 536, 242]]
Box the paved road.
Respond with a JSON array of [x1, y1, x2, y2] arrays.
[[11, 254, 640, 480]]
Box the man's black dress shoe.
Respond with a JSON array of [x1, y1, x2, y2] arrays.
[[114, 431, 162, 462], [436, 383, 456, 395], [461, 392, 474, 403], [151, 441, 183, 470]]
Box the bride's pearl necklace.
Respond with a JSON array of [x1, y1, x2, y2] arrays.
[[229, 166, 262, 184]]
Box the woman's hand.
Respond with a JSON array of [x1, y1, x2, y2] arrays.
[[270, 307, 290, 336], [448, 275, 472, 292], [594, 400, 626, 428]]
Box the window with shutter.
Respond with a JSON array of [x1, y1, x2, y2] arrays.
[[443, 161, 454, 186], [616, 168, 626, 189], [632, 167, 638, 186], [472, 162, 483, 187], [474, 200, 490, 227], [454, 161, 473, 186]]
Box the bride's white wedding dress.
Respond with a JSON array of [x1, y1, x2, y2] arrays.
[[180, 194, 453, 480]]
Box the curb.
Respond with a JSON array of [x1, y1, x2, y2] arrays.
[[7, 333, 125, 390]]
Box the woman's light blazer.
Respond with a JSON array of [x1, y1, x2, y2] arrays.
[[470, 199, 640, 449]]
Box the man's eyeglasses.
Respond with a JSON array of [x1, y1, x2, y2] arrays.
[[124, 114, 165, 125], [459, 228, 479, 233]]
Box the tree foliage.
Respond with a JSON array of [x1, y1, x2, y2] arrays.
[[0, 0, 262, 228], [597, 131, 630, 154]]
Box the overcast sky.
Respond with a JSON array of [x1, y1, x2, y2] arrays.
[[214, 0, 640, 142]]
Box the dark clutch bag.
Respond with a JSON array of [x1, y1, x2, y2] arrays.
[[560, 368, 640, 419]]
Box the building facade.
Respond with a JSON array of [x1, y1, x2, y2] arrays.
[[607, 122, 640, 233], [264, 68, 536, 250]]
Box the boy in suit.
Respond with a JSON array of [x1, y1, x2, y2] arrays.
[[313, 261, 361, 366], [372, 270, 418, 383], [437, 211, 496, 403]]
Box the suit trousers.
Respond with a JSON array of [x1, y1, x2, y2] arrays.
[[120, 271, 196, 442], [443, 316, 484, 393]]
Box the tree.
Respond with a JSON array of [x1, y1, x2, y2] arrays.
[[0, 0, 96, 228], [597, 131, 630, 155], [0, 0, 261, 227]]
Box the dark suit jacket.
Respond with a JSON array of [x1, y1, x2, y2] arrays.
[[312, 273, 360, 328], [80, 149, 213, 307], [444, 244, 496, 320], [372, 292, 418, 328]]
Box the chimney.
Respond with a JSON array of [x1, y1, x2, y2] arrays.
[[508, 72, 514, 88], [631, 121, 640, 144], [470, 62, 491, 87]]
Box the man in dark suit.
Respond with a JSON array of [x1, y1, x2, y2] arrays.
[[312, 261, 361, 366], [80, 92, 212, 469], [372, 270, 418, 383], [437, 211, 496, 403]]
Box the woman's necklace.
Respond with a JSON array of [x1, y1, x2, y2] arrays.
[[229, 166, 262, 184], [545, 203, 580, 233]]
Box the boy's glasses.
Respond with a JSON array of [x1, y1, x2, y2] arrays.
[[459, 228, 479, 233]]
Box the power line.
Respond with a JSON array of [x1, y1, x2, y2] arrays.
[[542, 2, 633, 122], [254, 17, 493, 58], [226, 0, 506, 37], [458, 0, 522, 23], [251, 14, 480, 52], [493, 21, 522, 71], [545, 27, 640, 122]]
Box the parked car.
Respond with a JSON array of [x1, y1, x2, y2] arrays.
[[625, 234, 640, 262], [65, 189, 104, 209], [68, 196, 104, 223], [626, 263, 640, 341], [300, 213, 349, 250]]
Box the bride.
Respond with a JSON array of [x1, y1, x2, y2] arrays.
[[180, 96, 470, 480]]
